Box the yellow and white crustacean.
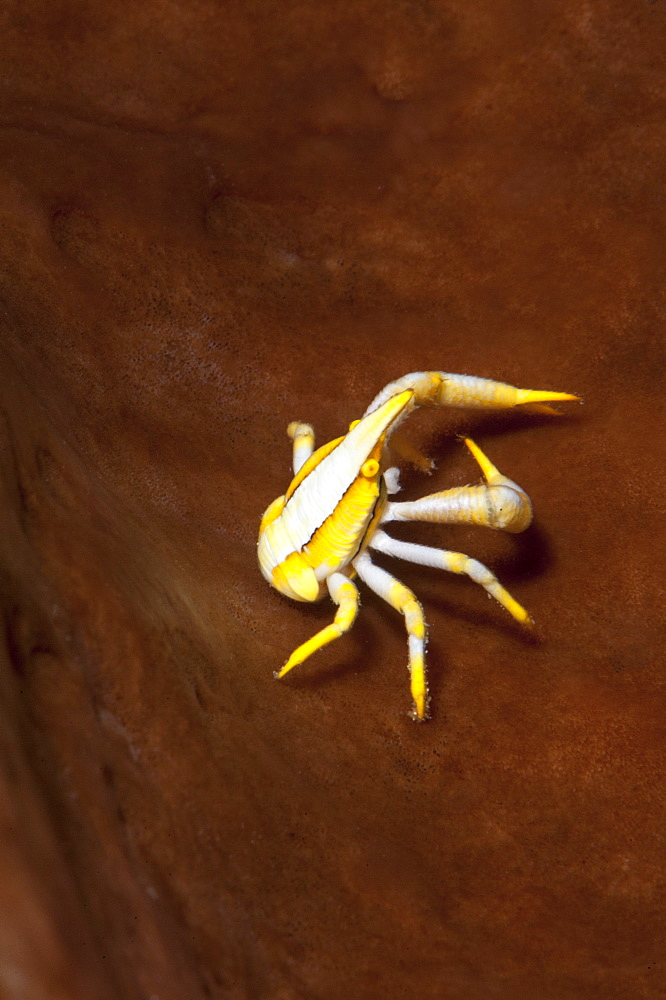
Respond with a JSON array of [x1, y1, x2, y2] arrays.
[[258, 371, 578, 720]]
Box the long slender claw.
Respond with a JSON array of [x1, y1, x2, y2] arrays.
[[462, 437, 503, 484], [514, 390, 581, 405], [275, 625, 342, 678], [514, 390, 581, 416]]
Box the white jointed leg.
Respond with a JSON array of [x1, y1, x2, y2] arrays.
[[276, 572, 360, 679], [369, 530, 533, 627], [383, 437, 533, 534], [363, 371, 579, 422], [353, 551, 428, 720], [287, 422, 315, 474]]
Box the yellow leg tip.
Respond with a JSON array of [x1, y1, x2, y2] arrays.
[[463, 437, 501, 482], [517, 390, 581, 405], [495, 589, 534, 628], [551, 392, 581, 403], [514, 391, 581, 416], [410, 663, 429, 720], [411, 695, 429, 721], [276, 651, 310, 679], [514, 606, 535, 629]]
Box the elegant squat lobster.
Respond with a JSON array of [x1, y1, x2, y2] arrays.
[[258, 371, 578, 720]]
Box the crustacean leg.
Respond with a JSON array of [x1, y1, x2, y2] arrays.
[[276, 572, 360, 679], [368, 531, 533, 628], [383, 437, 533, 534], [364, 370, 579, 421], [374, 436, 536, 626], [287, 421, 315, 474], [352, 551, 428, 720]]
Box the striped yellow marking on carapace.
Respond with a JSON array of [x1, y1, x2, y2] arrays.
[[258, 389, 413, 593], [285, 434, 344, 502], [301, 437, 385, 578], [259, 494, 286, 533]]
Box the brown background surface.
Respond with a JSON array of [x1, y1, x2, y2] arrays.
[[0, 1, 664, 998]]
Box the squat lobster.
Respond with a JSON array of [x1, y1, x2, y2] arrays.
[[258, 371, 578, 720]]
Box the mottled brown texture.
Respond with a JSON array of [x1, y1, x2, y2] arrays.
[[0, 1, 664, 997]]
